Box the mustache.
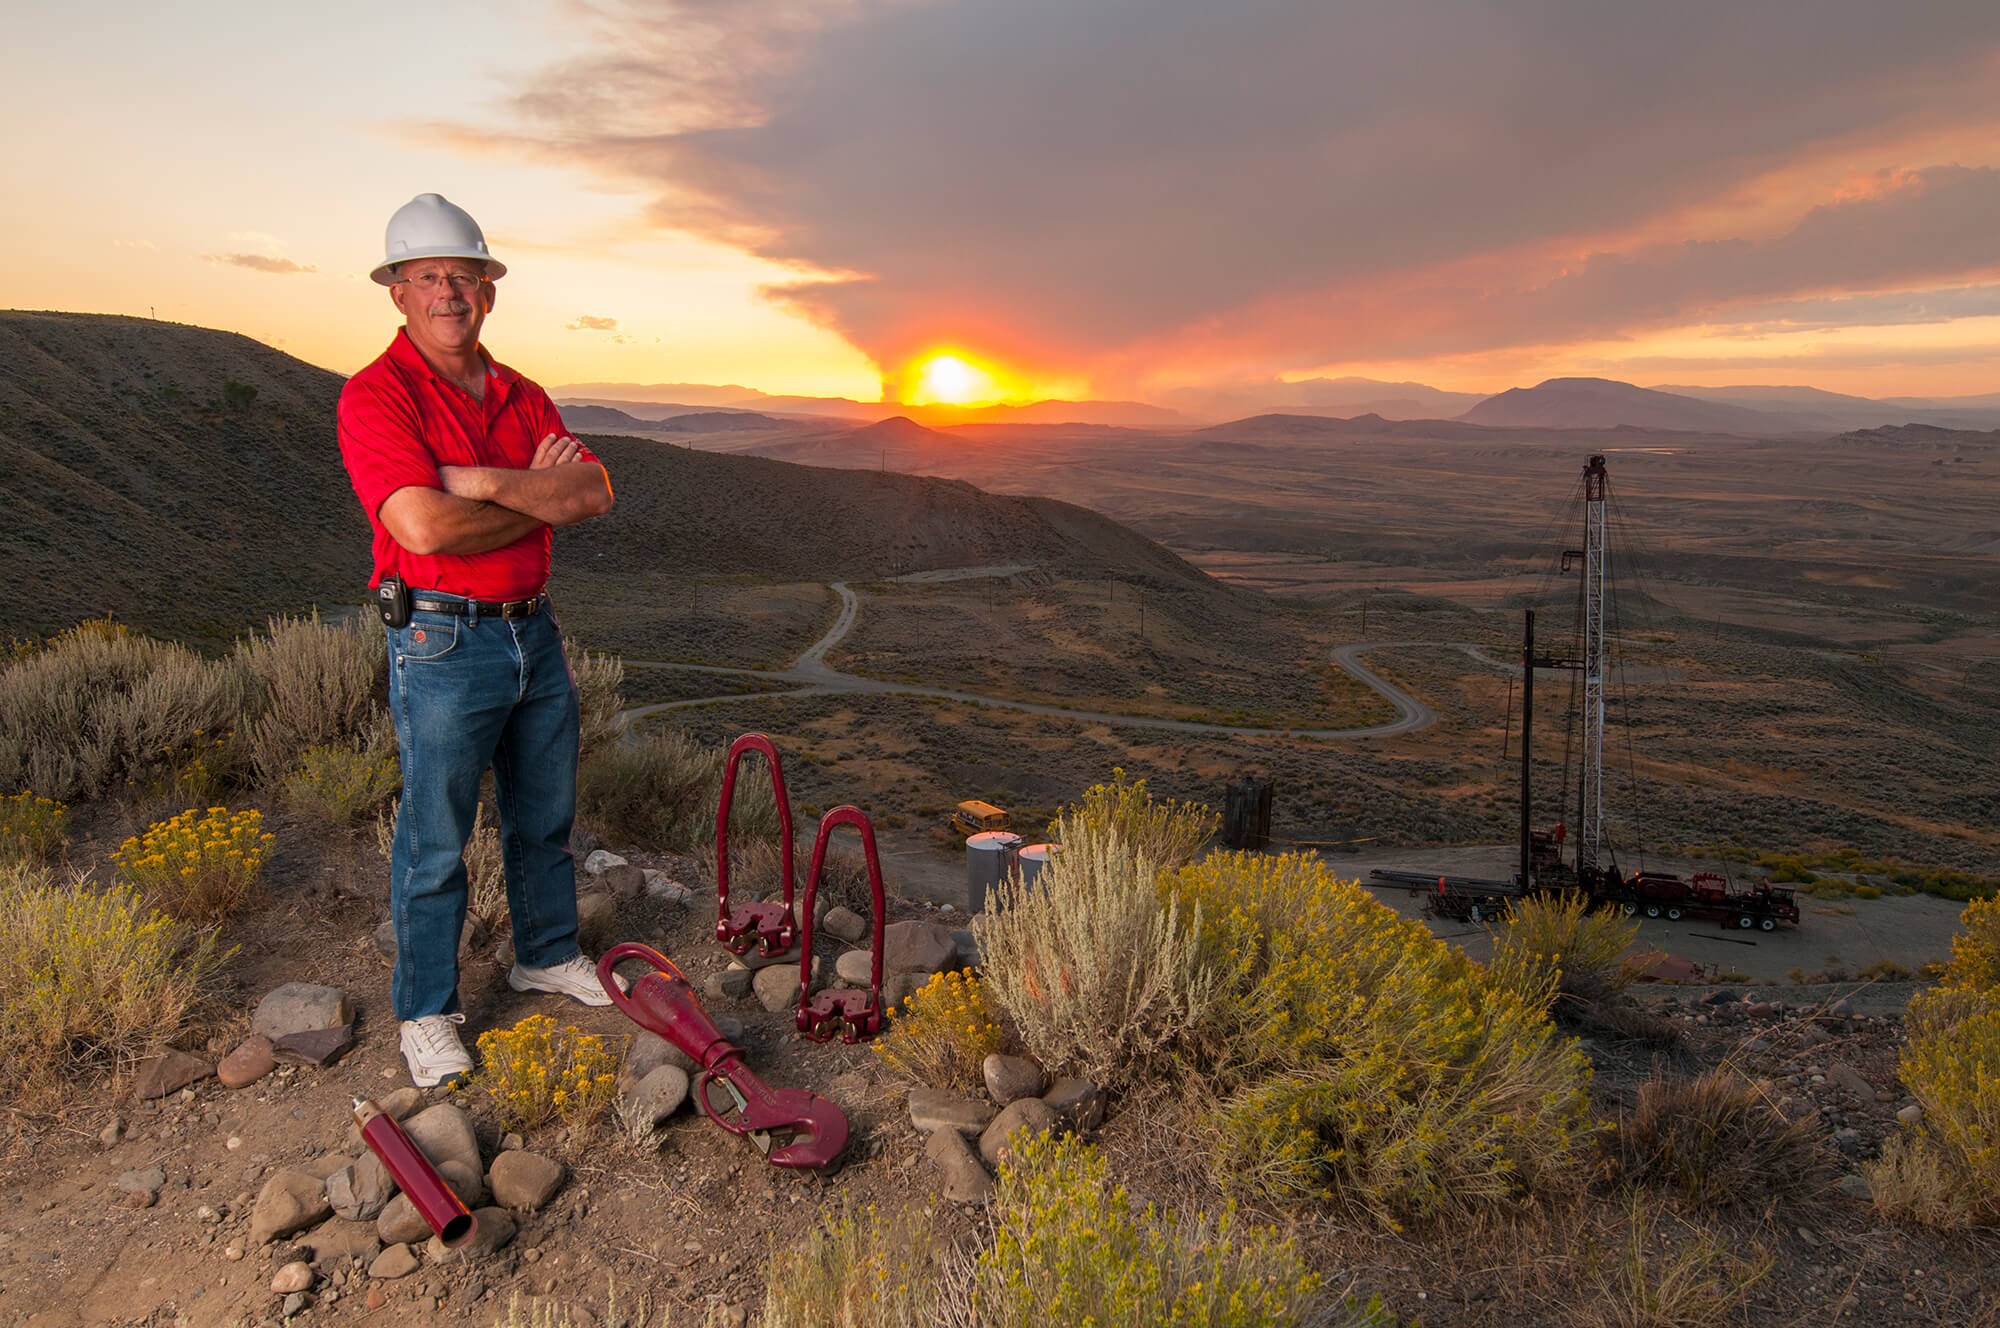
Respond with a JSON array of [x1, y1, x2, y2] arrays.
[[434, 299, 473, 315]]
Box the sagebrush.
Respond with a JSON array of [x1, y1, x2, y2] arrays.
[[236, 613, 385, 786], [579, 727, 778, 853], [1047, 767, 1216, 868], [1610, 1065, 1829, 1207]]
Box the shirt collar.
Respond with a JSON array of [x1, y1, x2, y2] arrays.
[[387, 326, 519, 392]]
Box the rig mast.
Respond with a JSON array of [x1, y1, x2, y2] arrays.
[[1576, 454, 1609, 883]]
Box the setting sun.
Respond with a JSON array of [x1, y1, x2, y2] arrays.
[[901, 350, 1021, 406]]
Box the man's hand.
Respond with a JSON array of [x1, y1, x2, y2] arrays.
[[529, 433, 585, 469]]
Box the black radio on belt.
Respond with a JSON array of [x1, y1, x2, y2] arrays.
[[376, 576, 412, 629]]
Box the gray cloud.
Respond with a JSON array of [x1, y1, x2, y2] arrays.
[[205, 253, 317, 275], [475, 0, 2000, 382], [566, 314, 621, 331]]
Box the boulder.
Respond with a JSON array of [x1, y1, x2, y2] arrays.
[[425, 1207, 516, 1263], [1041, 1078, 1105, 1131], [622, 1065, 691, 1128], [438, 1158, 487, 1208], [217, 1036, 277, 1089], [368, 1243, 421, 1280], [599, 863, 648, 900], [625, 1030, 694, 1080], [978, 1098, 1061, 1169], [983, 1054, 1044, 1106], [884, 973, 925, 1013], [326, 1152, 397, 1222], [375, 1194, 431, 1246], [703, 967, 756, 1002], [273, 1024, 354, 1067], [251, 983, 351, 1041], [302, 1217, 381, 1265], [130, 1048, 212, 1101], [643, 871, 693, 904], [754, 963, 802, 1014], [575, 891, 618, 952], [835, 949, 876, 986], [488, 1151, 566, 1212], [822, 906, 868, 943], [882, 921, 956, 975], [401, 1103, 481, 1176], [909, 1088, 994, 1137], [251, 1170, 333, 1245], [582, 849, 628, 875], [924, 1125, 994, 1204], [271, 1262, 316, 1294]]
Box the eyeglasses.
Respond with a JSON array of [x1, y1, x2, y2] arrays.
[[398, 270, 487, 293]]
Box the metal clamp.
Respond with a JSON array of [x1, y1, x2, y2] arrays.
[[714, 733, 798, 959], [794, 806, 887, 1045]]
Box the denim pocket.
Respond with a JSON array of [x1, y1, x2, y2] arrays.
[[396, 614, 461, 664]]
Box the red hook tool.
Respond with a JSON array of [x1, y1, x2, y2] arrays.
[[714, 733, 798, 959], [794, 806, 887, 1045], [596, 942, 849, 1170]]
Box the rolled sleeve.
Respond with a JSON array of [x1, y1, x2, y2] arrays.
[[338, 374, 440, 519]]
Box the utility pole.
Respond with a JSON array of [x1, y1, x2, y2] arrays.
[[1577, 455, 1609, 883]]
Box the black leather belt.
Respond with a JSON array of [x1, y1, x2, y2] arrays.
[[411, 593, 545, 621]]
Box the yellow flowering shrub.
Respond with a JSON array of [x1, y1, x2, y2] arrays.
[[974, 1132, 1355, 1328], [870, 969, 1005, 1091], [760, 1200, 947, 1328], [1174, 852, 1591, 1227], [125, 729, 237, 813], [1048, 767, 1217, 869], [284, 737, 399, 826], [1488, 890, 1639, 1010], [113, 806, 272, 923], [472, 1014, 623, 1133], [1938, 896, 2000, 993], [0, 791, 68, 866], [0, 863, 226, 1102]]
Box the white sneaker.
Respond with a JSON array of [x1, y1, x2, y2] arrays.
[[508, 954, 626, 1007], [399, 1013, 472, 1087]]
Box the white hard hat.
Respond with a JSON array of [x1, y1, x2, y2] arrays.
[[369, 193, 507, 286]]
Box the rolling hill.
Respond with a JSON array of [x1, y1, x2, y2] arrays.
[[1458, 377, 1789, 433], [0, 313, 1218, 645]]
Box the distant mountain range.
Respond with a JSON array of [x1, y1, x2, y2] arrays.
[[560, 373, 2000, 434]]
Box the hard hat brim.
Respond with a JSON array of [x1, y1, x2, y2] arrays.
[[369, 249, 507, 287]]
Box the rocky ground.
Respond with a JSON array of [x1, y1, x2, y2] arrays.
[[0, 813, 1994, 1328]]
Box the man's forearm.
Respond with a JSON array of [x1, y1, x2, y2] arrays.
[[378, 486, 546, 557], [441, 463, 613, 526]]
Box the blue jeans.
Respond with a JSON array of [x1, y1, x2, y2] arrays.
[[386, 597, 583, 1020]]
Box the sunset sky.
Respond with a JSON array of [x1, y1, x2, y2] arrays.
[[5, 1, 2000, 405]]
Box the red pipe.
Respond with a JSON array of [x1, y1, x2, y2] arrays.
[[352, 1099, 475, 1247]]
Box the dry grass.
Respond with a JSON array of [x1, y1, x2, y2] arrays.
[[0, 619, 251, 802], [374, 798, 506, 927], [236, 613, 384, 787], [760, 1199, 955, 1328], [977, 825, 1214, 1090], [1578, 1195, 1772, 1328], [579, 727, 779, 853], [283, 722, 398, 826], [564, 640, 625, 764], [1608, 1065, 1831, 1208], [0, 863, 227, 1103]]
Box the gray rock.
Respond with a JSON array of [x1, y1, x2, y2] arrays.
[[302, 1218, 381, 1264], [951, 929, 980, 967], [251, 983, 352, 1041], [217, 1036, 277, 1089], [1826, 1060, 1874, 1099], [369, 1243, 421, 1280], [283, 1291, 312, 1318], [983, 1054, 1043, 1106], [272, 1261, 316, 1294], [835, 949, 877, 986], [1838, 1173, 1873, 1201], [373, 920, 397, 963], [884, 973, 925, 1014], [909, 1088, 994, 1137], [488, 1152, 566, 1212], [924, 1125, 994, 1204], [575, 891, 618, 952], [1041, 1078, 1105, 1130], [304, 1151, 351, 1181], [754, 962, 802, 1013], [438, 1158, 487, 1209], [425, 1206, 516, 1263], [1828, 999, 1855, 1018], [1897, 1104, 1924, 1126], [625, 1030, 694, 1080], [582, 849, 628, 875], [251, 1170, 333, 1244], [114, 1166, 166, 1198], [978, 1098, 1061, 1168], [599, 863, 647, 900], [703, 967, 756, 1002], [882, 921, 955, 975], [643, 870, 693, 904], [99, 1119, 124, 1148], [375, 1194, 431, 1246], [732, 944, 802, 972], [326, 1153, 397, 1222], [715, 1014, 746, 1043], [379, 1087, 425, 1120], [130, 1048, 213, 1100], [401, 1104, 481, 1177], [622, 1065, 691, 1127], [822, 906, 868, 943]]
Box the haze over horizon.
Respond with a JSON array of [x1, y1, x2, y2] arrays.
[[5, 1, 2000, 408]]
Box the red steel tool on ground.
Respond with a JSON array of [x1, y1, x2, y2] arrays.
[[351, 1098, 475, 1246], [596, 942, 849, 1170], [794, 805, 887, 1045], [714, 733, 799, 959]]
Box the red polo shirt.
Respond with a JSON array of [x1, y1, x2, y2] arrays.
[[337, 328, 596, 600]]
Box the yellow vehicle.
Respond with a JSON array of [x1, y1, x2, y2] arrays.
[[952, 800, 1011, 838]]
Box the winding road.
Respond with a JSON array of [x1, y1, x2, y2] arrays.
[[620, 578, 1508, 740]]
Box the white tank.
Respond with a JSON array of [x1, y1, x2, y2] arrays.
[[964, 830, 1024, 914]]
